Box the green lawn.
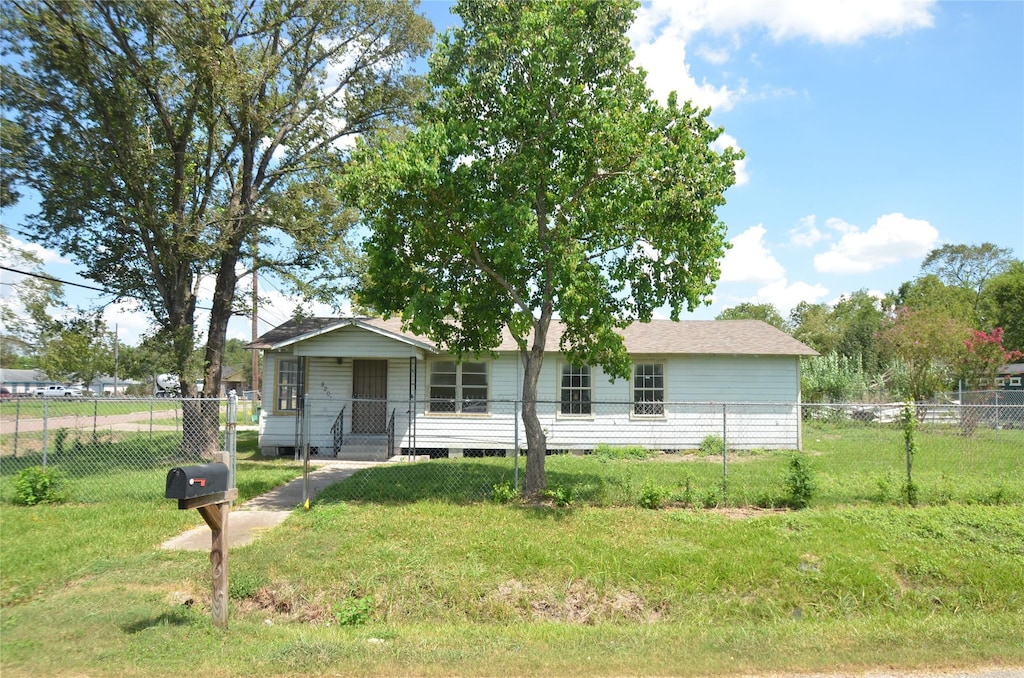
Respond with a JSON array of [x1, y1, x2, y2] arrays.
[[0, 429, 1022, 677]]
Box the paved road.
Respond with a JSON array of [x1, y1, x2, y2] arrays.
[[0, 408, 171, 435]]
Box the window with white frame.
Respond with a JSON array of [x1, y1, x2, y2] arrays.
[[1011, 377, 1022, 387], [428, 361, 488, 413], [560, 364, 592, 415], [632, 363, 664, 416], [276, 357, 300, 412]]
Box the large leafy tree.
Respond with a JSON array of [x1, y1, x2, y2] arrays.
[[3, 0, 431, 451], [790, 301, 837, 356], [892, 274, 975, 325], [37, 313, 114, 387], [348, 0, 740, 494], [982, 260, 1024, 353], [830, 290, 886, 374], [876, 306, 970, 401], [716, 303, 788, 331], [920, 243, 1015, 319], [790, 291, 886, 375], [0, 226, 64, 367]]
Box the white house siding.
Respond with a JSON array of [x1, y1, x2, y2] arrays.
[[396, 352, 803, 453]]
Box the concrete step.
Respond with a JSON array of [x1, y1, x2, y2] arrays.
[[333, 444, 387, 461]]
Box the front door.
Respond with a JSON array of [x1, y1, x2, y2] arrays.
[[352, 360, 388, 434]]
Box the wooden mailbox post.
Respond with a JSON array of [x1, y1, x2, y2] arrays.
[[165, 462, 238, 628]]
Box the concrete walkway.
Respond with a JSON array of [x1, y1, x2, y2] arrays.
[[160, 460, 380, 551]]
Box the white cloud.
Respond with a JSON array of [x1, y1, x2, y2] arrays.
[[103, 300, 153, 345], [720, 225, 785, 283], [632, 37, 745, 111], [813, 212, 939, 274], [630, 0, 935, 108], [753, 278, 829, 315], [634, 0, 935, 45], [788, 215, 825, 247], [2, 236, 70, 266], [695, 41, 733, 65]]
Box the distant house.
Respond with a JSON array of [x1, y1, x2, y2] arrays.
[[0, 368, 52, 395], [248, 317, 818, 459], [993, 363, 1024, 391], [85, 375, 142, 396], [218, 365, 247, 396]]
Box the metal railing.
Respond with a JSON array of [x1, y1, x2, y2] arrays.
[[331, 406, 345, 456]]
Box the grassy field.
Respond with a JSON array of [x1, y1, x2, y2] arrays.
[[0, 429, 1022, 677]]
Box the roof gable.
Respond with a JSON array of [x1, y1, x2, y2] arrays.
[[248, 317, 437, 354]]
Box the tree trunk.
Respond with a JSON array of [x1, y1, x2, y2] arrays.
[[180, 246, 241, 458], [521, 309, 552, 496]]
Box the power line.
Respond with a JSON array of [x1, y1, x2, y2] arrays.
[[1, 264, 292, 328], [0, 264, 109, 292]]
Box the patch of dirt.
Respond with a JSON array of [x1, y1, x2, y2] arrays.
[[653, 451, 806, 463], [234, 585, 333, 624], [491, 579, 661, 624], [707, 506, 790, 519]]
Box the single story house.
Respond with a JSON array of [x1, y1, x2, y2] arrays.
[[86, 375, 142, 396], [0, 368, 53, 395], [248, 317, 818, 459]]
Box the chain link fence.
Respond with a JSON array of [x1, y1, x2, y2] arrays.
[[3, 392, 1021, 508], [281, 393, 1023, 507], [0, 396, 242, 502]]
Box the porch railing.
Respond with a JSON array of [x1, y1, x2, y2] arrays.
[[331, 406, 345, 457], [386, 408, 396, 459]]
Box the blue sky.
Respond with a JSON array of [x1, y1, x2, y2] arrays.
[[2, 0, 1022, 345]]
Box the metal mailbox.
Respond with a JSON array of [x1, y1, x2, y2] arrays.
[[165, 462, 230, 500]]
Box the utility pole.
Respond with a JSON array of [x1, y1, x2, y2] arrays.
[[251, 236, 259, 401]]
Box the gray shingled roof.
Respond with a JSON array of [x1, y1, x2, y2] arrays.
[[250, 317, 818, 357]]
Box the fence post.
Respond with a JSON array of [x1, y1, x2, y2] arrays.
[[13, 399, 19, 458], [302, 392, 310, 508], [514, 398, 520, 493], [721, 403, 728, 505], [226, 393, 238, 489], [41, 398, 49, 469]]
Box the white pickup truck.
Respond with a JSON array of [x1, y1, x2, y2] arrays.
[[35, 385, 83, 398]]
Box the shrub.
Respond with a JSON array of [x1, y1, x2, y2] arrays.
[[54, 428, 69, 455], [333, 595, 374, 626], [11, 466, 70, 506], [698, 435, 724, 457], [671, 473, 694, 507], [544, 485, 576, 507], [638, 483, 667, 510], [490, 481, 518, 504], [229, 572, 268, 600], [594, 444, 656, 460], [698, 487, 721, 509], [783, 453, 816, 509]]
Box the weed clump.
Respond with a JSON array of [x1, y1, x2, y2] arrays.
[[12, 466, 70, 506]]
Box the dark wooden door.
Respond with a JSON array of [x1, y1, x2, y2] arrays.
[[352, 360, 388, 434]]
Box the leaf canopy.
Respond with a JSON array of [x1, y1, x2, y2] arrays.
[[349, 0, 739, 380]]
